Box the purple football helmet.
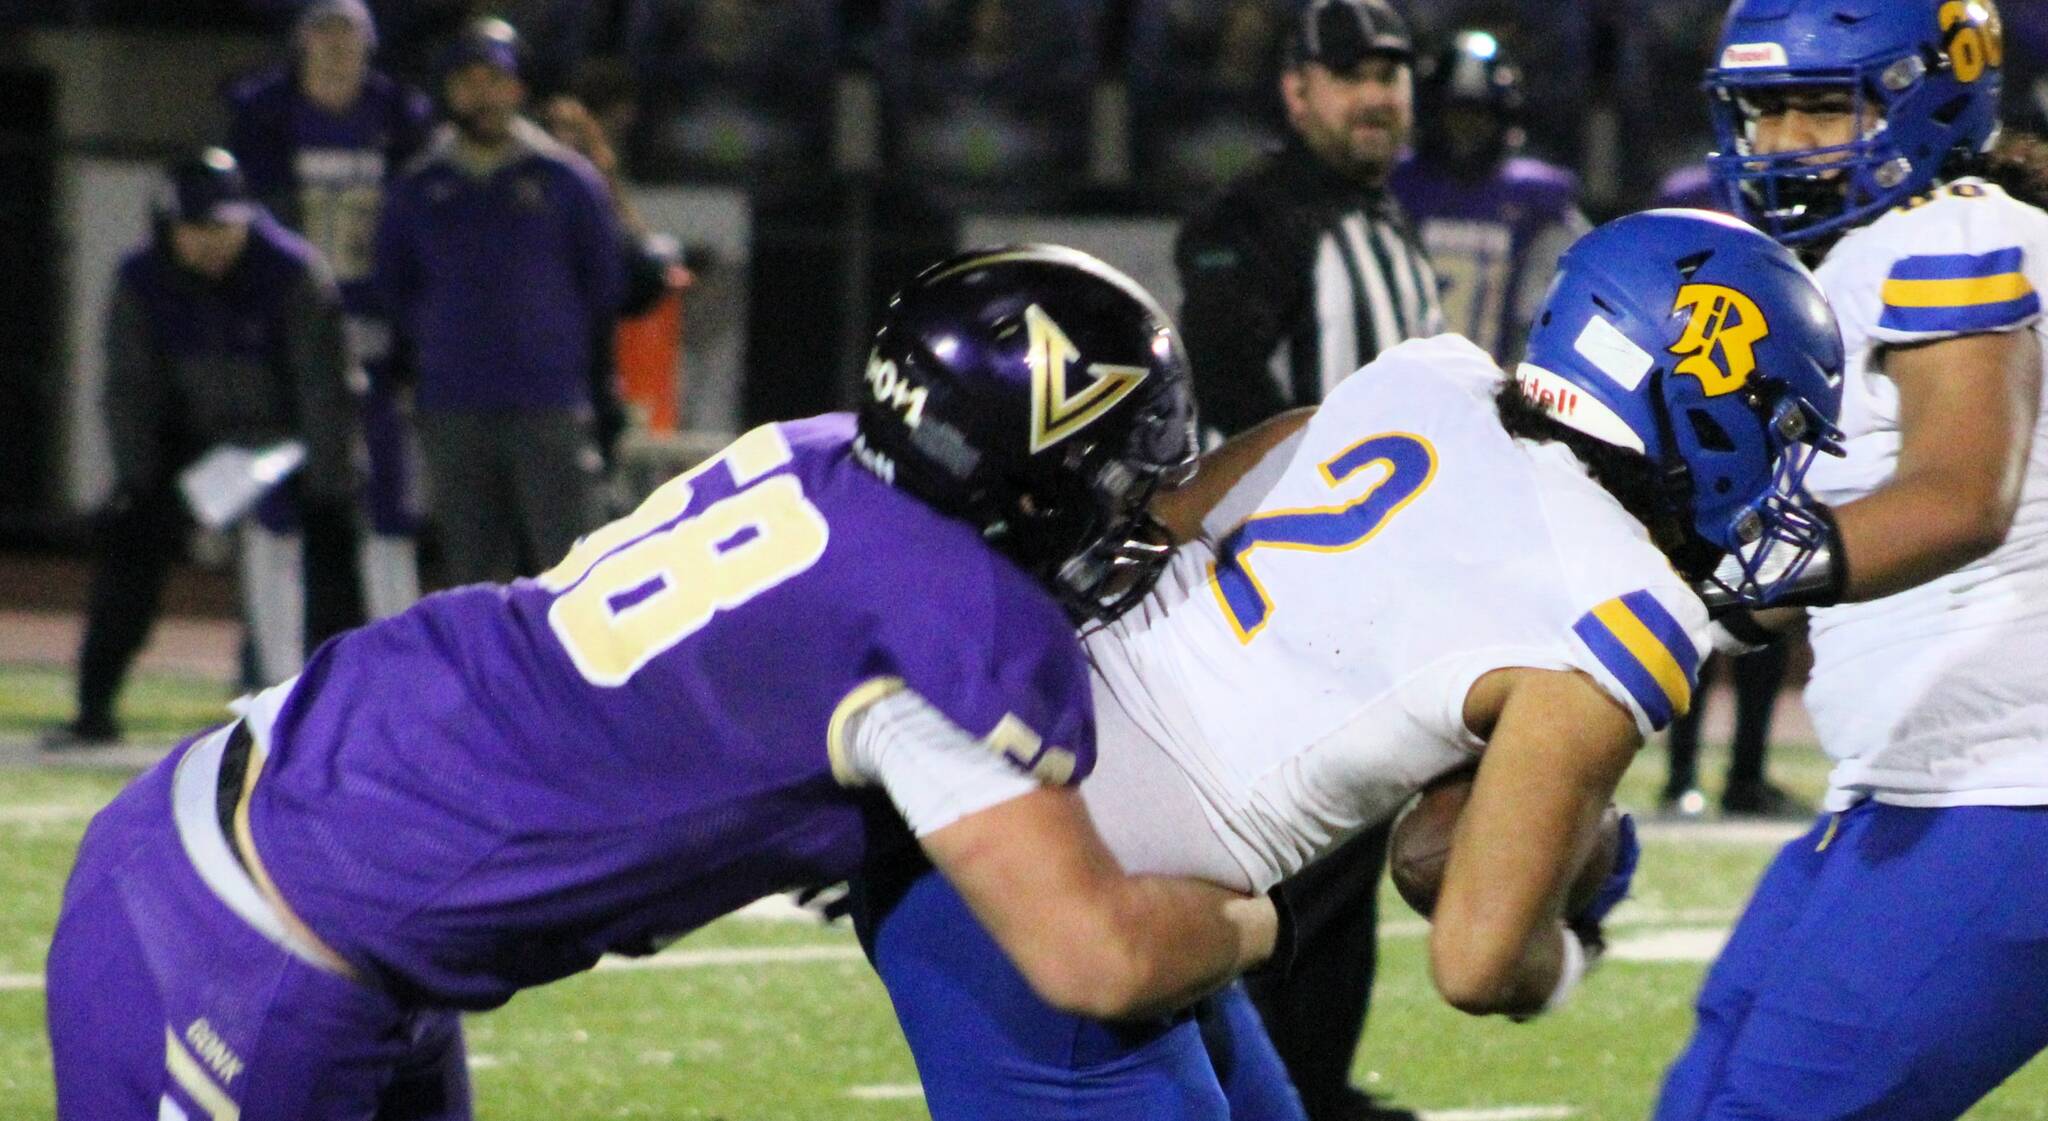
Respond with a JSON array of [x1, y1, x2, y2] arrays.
[[855, 245, 1200, 624]]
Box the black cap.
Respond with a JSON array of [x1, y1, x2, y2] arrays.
[[156, 148, 260, 226], [440, 16, 521, 79], [1418, 30, 1522, 113], [1286, 0, 1414, 70]]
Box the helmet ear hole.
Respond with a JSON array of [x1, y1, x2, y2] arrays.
[[1931, 95, 1971, 126], [1686, 408, 1737, 452]]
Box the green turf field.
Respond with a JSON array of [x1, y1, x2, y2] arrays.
[[4, 667, 2046, 1119]]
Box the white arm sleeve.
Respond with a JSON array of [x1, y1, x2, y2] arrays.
[[839, 687, 1045, 838]]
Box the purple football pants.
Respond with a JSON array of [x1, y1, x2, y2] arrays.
[[45, 728, 469, 1121]]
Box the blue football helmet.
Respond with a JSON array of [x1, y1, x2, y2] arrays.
[[855, 245, 1199, 624], [1518, 210, 1846, 605], [1705, 0, 2006, 245]]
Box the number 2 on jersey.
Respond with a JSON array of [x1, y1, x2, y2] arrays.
[[542, 426, 830, 686], [1211, 432, 1436, 643]]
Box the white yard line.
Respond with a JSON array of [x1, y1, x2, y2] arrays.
[[1607, 905, 1746, 927], [0, 803, 99, 825], [840, 1087, 1575, 1117], [0, 944, 869, 994], [1381, 905, 1739, 942], [592, 944, 866, 971], [1635, 818, 1810, 845], [1421, 1107, 1576, 1121], [1606, 928, 1731, 964], [0, 911, 1735, 997], [0, 890, 1743, 1000], [0, 796, 1819, 837], [0, 741, 174, 770], [0, 930, 1744, 998], [734, 894, 819, 922], [846, 1084, 925, 1101]]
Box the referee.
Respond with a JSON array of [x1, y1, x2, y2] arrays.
[[1175, 0, 1439, 442], [1175, 3, 1437, 1119]]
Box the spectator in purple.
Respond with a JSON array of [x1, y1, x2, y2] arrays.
[[1391, 29, 1590, 365], [225, 0, 434, 619], [375, 17, 623, 585], [44, 149, 357, 748]]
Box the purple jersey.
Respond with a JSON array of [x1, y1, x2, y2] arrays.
[[1390, 154, 1588, 363], [225, 67, 433, 314], [241, 414, 1096, 1009]]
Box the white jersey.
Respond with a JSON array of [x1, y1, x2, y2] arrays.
[[1081, 335, 1709, 892], [1802, 180, 2048, 809]]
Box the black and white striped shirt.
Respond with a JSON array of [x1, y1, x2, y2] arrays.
[[1295, 206, 1442, 402], [1176, 139, 1442, 439]]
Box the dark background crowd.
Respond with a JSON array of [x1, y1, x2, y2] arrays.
[[3, 1, 2047, 549], [0, 0, 2039, 509]]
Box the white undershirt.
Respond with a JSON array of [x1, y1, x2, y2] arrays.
[[837, 687, 1045, 838]]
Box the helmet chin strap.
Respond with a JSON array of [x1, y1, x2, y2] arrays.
[[1641, 368, 1707, 556]]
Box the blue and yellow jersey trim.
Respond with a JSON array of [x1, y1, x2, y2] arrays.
[[1879, 247, 2040, 334], [1572, 591, 1699, 732]]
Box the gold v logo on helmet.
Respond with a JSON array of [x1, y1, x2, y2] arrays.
[[1026, 303, 1148, 453], [1670, 283, 1770, 397]]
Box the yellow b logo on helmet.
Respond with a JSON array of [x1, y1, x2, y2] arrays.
[[1670, 284, 1770, 397]]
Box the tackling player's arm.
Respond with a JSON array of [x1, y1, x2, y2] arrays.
[[922, 787, 1277, 1021], [1830, 329, 2042, 601], [1427, 666, 1640, 1017], [845, 686, 1276, 1021], [1151, 407, 1314, 543]]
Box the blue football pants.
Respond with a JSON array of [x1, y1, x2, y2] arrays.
[[854, 857, 1306, 1120], [1656, 800, 2048, 1120]]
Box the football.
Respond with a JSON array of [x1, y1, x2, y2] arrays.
[[1389, 768, 1621, 919]]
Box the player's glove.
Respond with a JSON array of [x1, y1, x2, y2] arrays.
[[1565, 811, 1637, 956]]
